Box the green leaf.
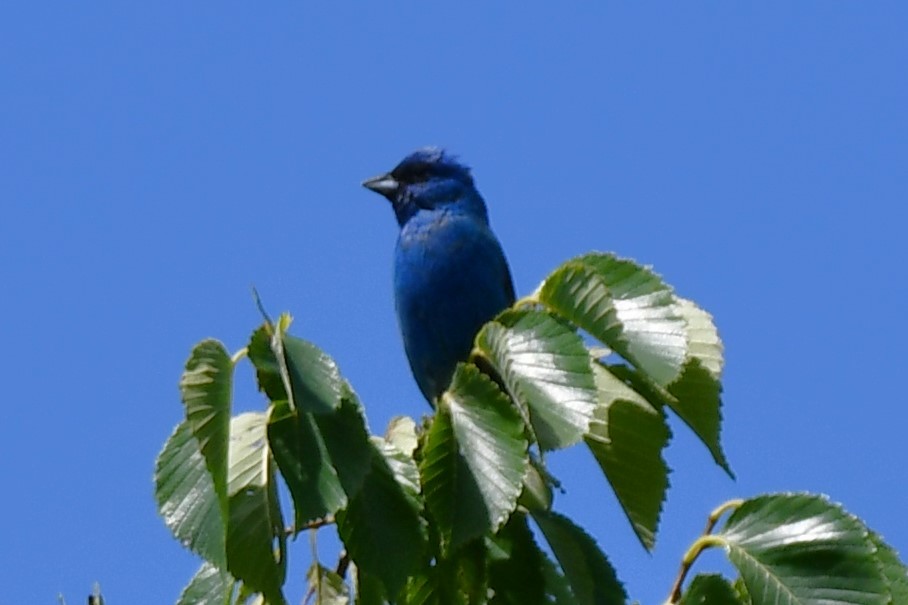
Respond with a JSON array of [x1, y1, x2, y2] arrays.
[[404, 565, 467, 605], [336, 430, 428, 595], [680, 574, 744, 605], [372, 437, 422, 504], [868, 531, 908, 605], [539, 550, 579, 605], [667, 298, 731, 475], [267, 401, 346, 527], [420, 364, 528, 552], [248, 325, 287, 402], [279, 332, 345, 414], [584, 363, 670, 550], [677, 298, 723, 377], [667, 359, 731, 475], [353, 566, 385, 605], [226, 413, 286, 604], [537, 253, 687, 386], [475, 309, 596, 450], [314, 394, 375, 498], [518, 458, 553, 513], [180, 339, 233, 525], [155, 421, 226, 568], [307, 564, 350, 605], [532, 509, 626, 605], [385, 415, 419, 457], [176, 562, 234, 605], [487, 513, 547, 605], [719, 493, 888, 605]]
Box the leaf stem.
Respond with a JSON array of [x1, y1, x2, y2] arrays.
[[704, 499, 744, 534], [666, 499, 742, 603], [231, 347, 248, 365], [667, 534, 726, 603]]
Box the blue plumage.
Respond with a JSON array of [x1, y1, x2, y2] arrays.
[[364, 148, 515, 404]]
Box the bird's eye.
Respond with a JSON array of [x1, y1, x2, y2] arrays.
[[394, 165, 431, 184]]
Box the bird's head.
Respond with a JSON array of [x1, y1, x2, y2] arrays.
[[363, 148, 489, 226]]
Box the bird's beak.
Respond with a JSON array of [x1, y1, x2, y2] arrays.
[[362, 173, 400, 198]]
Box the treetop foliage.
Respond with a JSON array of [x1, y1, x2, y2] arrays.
[[155, 252, 906, 605]]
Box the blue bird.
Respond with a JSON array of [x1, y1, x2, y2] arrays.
[[363, 148, 515, 404]]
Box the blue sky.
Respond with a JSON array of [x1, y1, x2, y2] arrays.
[[2, 3, 906, 604]]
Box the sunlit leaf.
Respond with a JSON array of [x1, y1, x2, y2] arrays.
[[384, 415, 419, 457], [676, 298, 723, 377], [155, 421, 226, 568], [476, 309, 596, 450], [719, 493, 888, 605], [420, 364, 528, 552], [176, 562, 234, 605], [225, 412, 286, 604], [180, 339, 232, 524], [537, 253, 687, 386]]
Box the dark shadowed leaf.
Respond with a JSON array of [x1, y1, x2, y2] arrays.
[[336, 430, 428, 596], [420, 364, 528, 552], [247, 324, 287, 402], [176, 562, 234, 605], [532, 509, 626, 605], [267, 401, 346, 527], [680, 574, 744, 605], [225, 413, 286, 604], [538, 253, 687, 386], [607, 359, 731, 478], [180, 339, 232, 524], [155, 421, 226, 568], [405, 565, 467, 605], [540, 550, 579, 605], [667, 359, 731, 476], [476, 309, 596, 450], [585, 363, 670, 550], [314, 394, 375, 498], [719, 493, 888, 605], [280, 333, 345, 414], [336, 456, 427, 597], [487, 513, 547, 605], [353, 566, 385, 605]]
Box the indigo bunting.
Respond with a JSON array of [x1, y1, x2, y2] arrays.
[[363, 148, 515, 404]]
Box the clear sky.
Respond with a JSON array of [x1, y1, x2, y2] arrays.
[[2, 3, 906, 604]]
